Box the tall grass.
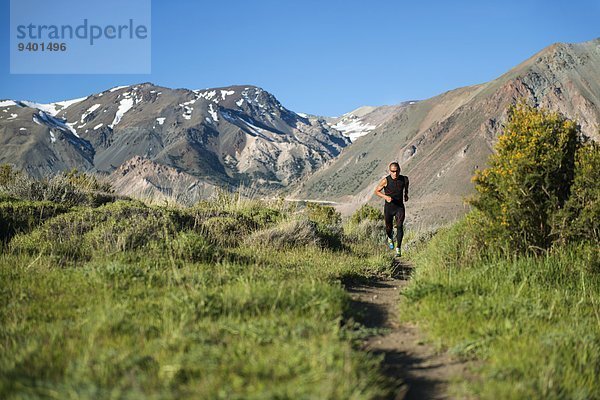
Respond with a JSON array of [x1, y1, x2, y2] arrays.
[[402, 220, 600, 399], [0, 186, 394, 399]]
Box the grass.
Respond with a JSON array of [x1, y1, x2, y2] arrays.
[[402, 220, 600, 399], [0, 193, 396, 399]]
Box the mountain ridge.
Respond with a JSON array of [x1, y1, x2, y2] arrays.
[[2, 38, 599, 220], [292, 37, 600, 226], [0, 82, 350, 193]]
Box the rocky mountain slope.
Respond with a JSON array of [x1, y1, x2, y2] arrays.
[[293, 38, 600, 226], [0, 84, 349, 193], [107, 156, 218, 205], [325, 104, 413, 142]]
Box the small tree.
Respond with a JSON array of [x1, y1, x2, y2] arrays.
[[470, 102, 582, 253]]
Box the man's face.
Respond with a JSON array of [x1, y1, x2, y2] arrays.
[[389, 167, 399, 179]]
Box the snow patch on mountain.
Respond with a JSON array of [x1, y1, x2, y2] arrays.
[[109, 85, 130, 92], [220, 90, 235, 100], [242, 88, 266, 108], [208, 104, 218, 122], [53, 97, 87, 112], [81, 104, 101, 123], [65, 122, 79, 137], [20, 97, 87, 116], [180, 92, 204, 120], [20, 101, 57, 115], [33, 111, 79, 137], [332, 114, 378, 142], [196, 90, 217, 102], [110, 94, 135, 128]]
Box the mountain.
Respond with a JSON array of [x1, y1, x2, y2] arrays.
[[0, 99, 95, 175], [293, 38, 600, 226], [108, 156, 217, 205], [0, 84, 349, 192], [325, 104, 413, 142]]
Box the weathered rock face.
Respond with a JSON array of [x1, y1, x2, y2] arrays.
[[108, 155, 217, 205], [0, 84, 350, 192], [293, 38, 600, 226], [0, 102, 95, 178]]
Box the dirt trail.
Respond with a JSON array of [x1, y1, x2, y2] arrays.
[[346, 260, 470, 400]]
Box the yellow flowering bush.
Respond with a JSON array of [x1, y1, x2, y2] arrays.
[[555, 140, 600, 244], [470, 102, 582, 253]]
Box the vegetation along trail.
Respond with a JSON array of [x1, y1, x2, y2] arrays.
[[346, 259, 471, 400]]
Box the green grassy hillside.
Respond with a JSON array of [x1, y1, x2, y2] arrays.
[[0, 169, 395, 399]]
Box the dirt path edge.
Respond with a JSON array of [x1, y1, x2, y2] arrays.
[[345, 260, 472, 400]]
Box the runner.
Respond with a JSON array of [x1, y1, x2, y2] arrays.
[[374, 162, 409, 257]]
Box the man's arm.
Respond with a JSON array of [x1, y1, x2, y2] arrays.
[[404, 176, 409, 202], [374, 178, 391, 202]]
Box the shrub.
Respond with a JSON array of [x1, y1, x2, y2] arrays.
[[63, 169, 114, 193], [1, 170, 118, 207], [9, 201, 194, 262], [201, 214, 257, 247], [0, 200, 69, 244], [350, 204, 383, 225], [470, 102, 583, 254], [344, 204, 385, 244], [169, 231, 216, 262], [555, 140, 600, 244], [0, 164, 19, 187], [305, 202, 341, 226], [304, 202, 345, 249], [344, 219, 385, 244], [245, 218, 321, 250], [238, 204, 283, 229]]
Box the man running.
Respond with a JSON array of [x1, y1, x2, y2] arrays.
[[374, 162, 409, 257]]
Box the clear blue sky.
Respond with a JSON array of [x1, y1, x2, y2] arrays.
[[1, 0, 599, 116]]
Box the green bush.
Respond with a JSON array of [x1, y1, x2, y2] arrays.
[[238, 204, 283, 228], [470, 102, 583, 254], [555, 140, 600, 244], [344, 204, 385, 245], [0, 164, 19, 187], [0, 168, 118, 207], [306, 202, 341, 226], [344, 219, 385, 244], [0, 200, 69, 244], [305, 202, 345, 249], [9, 201, 195, 262], [201, 214, 257, 247], [169, 231, 216, 262], [63, 169, 114, 193], [350, 204, 383, 225], [246, 218, 321, 250]]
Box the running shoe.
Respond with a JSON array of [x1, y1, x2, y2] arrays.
[[386, 237, 394, 250]]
